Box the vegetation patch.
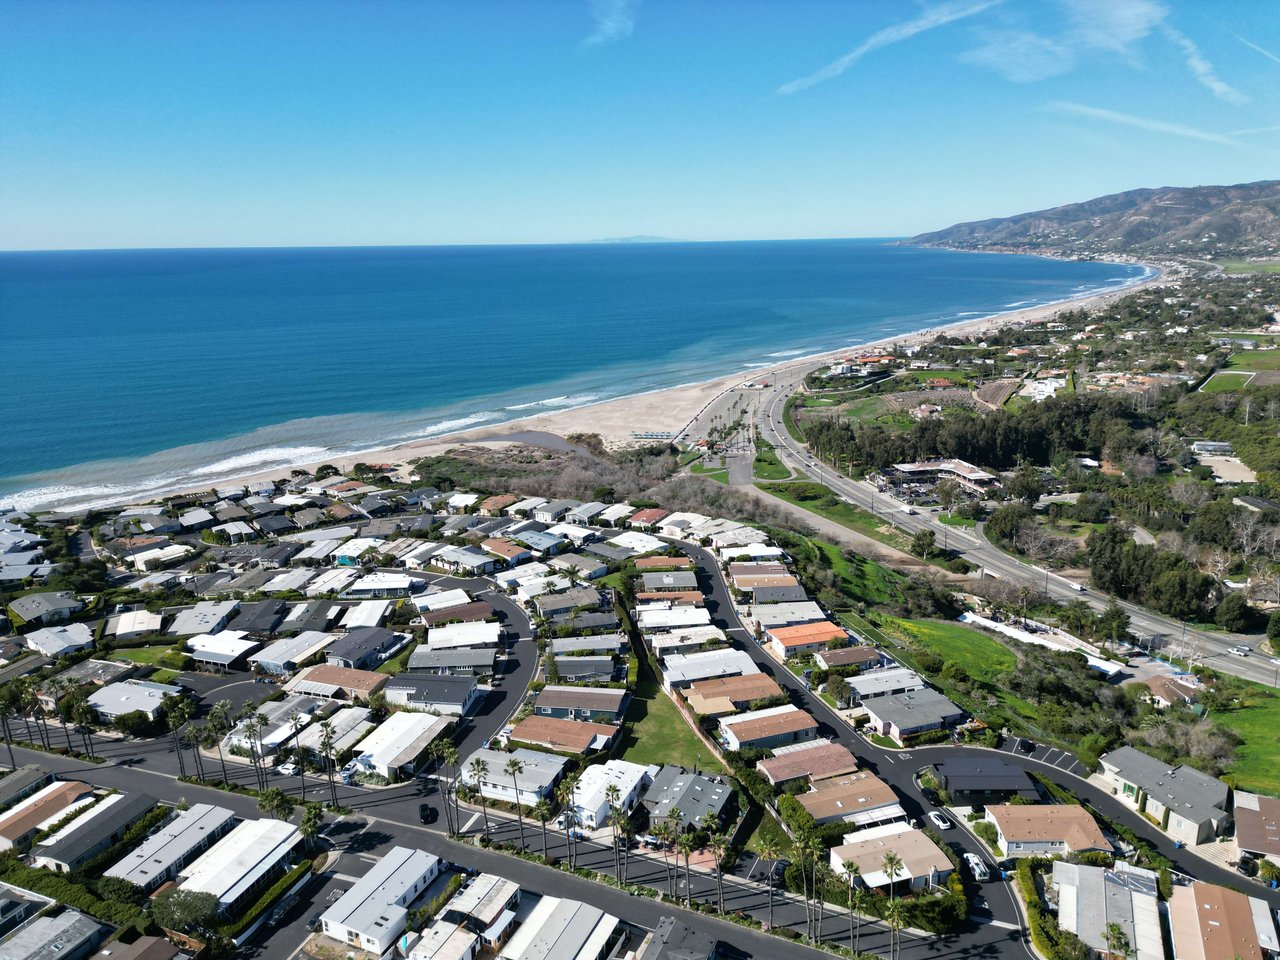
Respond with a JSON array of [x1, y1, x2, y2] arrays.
[[1202, 371, 1253, 393]]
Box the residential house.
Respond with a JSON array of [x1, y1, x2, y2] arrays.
[[31, 792, 157, 873], [507, 715, 617, 756], [534, 685, 627, 723], [460, 748, 568, 806], [930, 757, 1039, 806], [349, 712, 452, 782], [1051, 862, 1164, 960], [682, 673, 783, 717], [660, 648, 759, 692], [719, 705, 818, 752], [829, 822, 954, 893], [757, 740, 860, 788], [179, 818, 302, 915], [1169, 881, 1278, 960], [766, 621, 847, 660], [814, 646, 888, 672], [985, 804, 1113, 858], [104, 803, 236, 893], [640, 766, 732, 831], [8, 592, 83, 626], [407, 646, 497, 679], [798, 771, 904, 829], [440, 872, 521, 950], [320, 846, 441, 955], [862, 689, 966, 746], [569, 760, 656, 829], [23, 624, 94, 658], [1234, 792, 1280, 865], [0, 781, 96, 852], [1099, 745, 1232, 845], [326, 626, 404, 670], [383, 674, 482, 716], [845, 667, 926, 705], [284, 664, 388, 701]]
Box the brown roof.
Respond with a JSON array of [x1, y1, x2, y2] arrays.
[[93, 937, 180, 960], [728, 562, 790, 578], [509, 715, 618, 755], [684, 673, 782, 710], [758, 741, 859, 785], [734, 575, 801, 590], [831, 825, 952, 886], [799, 770, 898, 822], [420, 601, 494, 626], [482, 538, 528, 560], [816, 646, 883, 669], [1235, 792, 1280, 859], [629, 508, 670, 525], [769, 621, 846, 648], [635, 591, 704, 607], [1141, 675, 1199, 707], [288, 664, 388, 697], [478, 494, 519, 514], [535, 684, 627, 713], [1170, 882, 1264, 960], [987, 804, 1112, 853], [0, 781, 95, 844], [634, 557, 694, 570], [722, 707, 818, 745]]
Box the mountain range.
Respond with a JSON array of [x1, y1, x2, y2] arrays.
[[910, 180, 1280, 260]]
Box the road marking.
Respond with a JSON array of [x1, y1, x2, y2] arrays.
[[333, 873, 362, 882], [463, 812, 482, 832]]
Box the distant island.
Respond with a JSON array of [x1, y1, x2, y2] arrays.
[[911, 179, 1280, 261]]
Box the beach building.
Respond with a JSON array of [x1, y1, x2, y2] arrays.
[[248, 630, 335, 675], [1099, 745, 1232, 845], [1052, 862, 1164, 960], [0, 910, 104, 960], [185, 630, 260, 670], [829, 822, 954, 893], [321, 846, 441, 955], [383, 674, 482, 716], [640, 766, 732, 831], [570, 760, 656, 829], [180, 817, 302, 915], [87, 679, 182, 722], [497, 895, 621, 960], [0, 766, 53, 813], [1169, 881, 1278, 960], [349, 711, 452, 782], [507, 715, 617, 756], [104, 803, 236, 892], [533, 685, 627, 723], [31, 792, 156, 874], [660, 648, 759, 692], [0, 782, 96, 852], [440, 873, 521, 950], [23, 624, 94, 658], [758, 740, 860, 788], [718, 705, 818, 752], [985, 804, 1113, 858], [460, 748, 567, 806], [682, 673, 783, 717]]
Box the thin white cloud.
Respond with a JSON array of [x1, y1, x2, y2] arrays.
[[1229, 124, 1280, 136], [776, 0, 1002, 95], [1235, 33, 1280, 66], [1060, 0, 1167, 54], [1162, 25, 1247, 104], [1049, 100, 1244, 147], [583, 0, 639, 47]]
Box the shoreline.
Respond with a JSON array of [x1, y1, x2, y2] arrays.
[[10, 257, 1165, 513]]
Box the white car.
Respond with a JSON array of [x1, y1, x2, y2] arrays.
[[927, 811, 953, 830], [964, 852, 990, 881], [1227, 646, 1250, 657], [275, 761, 299, 777]]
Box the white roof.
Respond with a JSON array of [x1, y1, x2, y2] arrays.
[[661, 647, 758, 686], [262, 569, 317, 594], [346, 572, 422, 594], [491, 562, 550, 588], [507, 497, 548, 514], [411, 922, 478, 960], [181, 818, 300, 906], [719, 703, 803, 732], [719, 543, 786, 561], [597, 504, 635, 523], [448, 493, 480, 509], [321, 845, 439, 941], [647, 625, 726, 654], [88, 679, 182, 717], [637, 605, 712, 631], [428, 621, 502, 650], [306, 569, 359, 597], [168, 600, 240, 636], [248, 631, 335, 669], [571, 760, 655, 817], [105, 803, 236, 888], [419, 588, 472, 611], [111, 609, 163, 636], [295, 706, 374, 755], [462, 748, 567, 795], [498, 895, 619, 960], [295, 539, 341, 562], [847, 667, 925, 699], [515, 575, 571, 602], [333, 537, 386, 560], [343, 600, 392, 629], [353, 712, 452, 770], [25, 623, 95, 656], [187, 630, 259, 659], [607, 531, 664, 555]]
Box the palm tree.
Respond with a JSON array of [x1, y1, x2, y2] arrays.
[[257, 786, 292, 820], [165, 695, 192, 779], [187, 723, 207, 781], [532, 799, 552, 860], [468, 758, 490, 835], [44, 679, 74, 751], [208, 700, 232, 785], [252, 710, 270, 788], [18, 679, 49, 749], [1105, 922, 1134, 960], [299, 802, 324, 852], [318, 719, 338, 808], [504, 757, 527, 849], [850, 885, 871, 957], [844, 859, 861, 950], [708, 832, 728, 913], [443, 743, 462, 835], [676, 832, 695, 907], [760, 838, 780, 930], [804, 836, 825, 939], [70, 700, 97, 760], [289, 712, 306, 799], [883, 897, 906, 960], [604, 783, 622, 878], [0, 684, 20, 767], [882, 851, 904, 902], [615, 813, 635, 884], [813, 864, 834, 944], [556, 779, 578, 867]]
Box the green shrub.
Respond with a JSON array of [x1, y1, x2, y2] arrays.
[[0, 859, 145, 930], [218, 859, 312, 938]]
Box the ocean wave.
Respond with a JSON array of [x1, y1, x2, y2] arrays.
[[190, 445, 330, 477], [1003, 300, 1036, 308], [506, 394, 599, 411], [398, 411, 502, 440], [2, 479, 183, 514], [766, 349, 807, 358], [741, 362, 773, 368]]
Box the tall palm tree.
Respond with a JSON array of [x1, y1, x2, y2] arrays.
[[165, 695, 191, 779], [299, 802, 324, 852], [187, 723, 207, 781], [19, 680, 49, 749], [289, 712, 306, 799], [252, 710, 270, 788], [468, 758, 491, 835], [844, 859, 861, 951], [615, 812, 635, 885], [504, 757, 526, 849], [44, 679, 74, 751], [556, 779, 578, 867], [813, 864, 834, 944], [882, 851, 904, 902], [70, 700, 96, 759], [208, 700, 232, 785], [532, 799, 552, 860], [318, 719, 338, 808], [676, 832, 695, 907], [604, 783, 622, 878], [0, 684, 20, 767], [804, 836, 826, 939], [760, 838, 780, 930], [884, 897, 906, 960], [709, 832, 728, 913], [850, 885, 871, 957], [258, 786, 291, 820]]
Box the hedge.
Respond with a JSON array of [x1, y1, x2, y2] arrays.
[[0, 858, 146, 930], [218, 858, 313, 939], [1015, 858, 1092, 960]]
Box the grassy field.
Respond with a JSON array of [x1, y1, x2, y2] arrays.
[[690, 461, 730, 484], [1205, 678, 1280, 796], [757, 481, 915, 554], [893, 369, 971, 387], [880, 617, 1017, 681], [938, 512, 977, 528], [617, 663, 725, 772], [752, 441, 791, 481], [744, 807, 796, 859], [148, 668, 182, 685], [1219, 260, 1280, 275], [1202, 372, 1253, 393], [843, 395, 886, 421], [813, 539, 902, 606], [110, 646, 171, 665], [376, 642, 417, 674], [1227, 350, 1280, 371]]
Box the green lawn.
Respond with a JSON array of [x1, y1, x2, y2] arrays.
[[690, 462, 730, 484], [1228, 350, 1280, 371], [148, 668, 182, 685], [744, 807, 796, 859], [376, 642, 417, 674], [843, 396, 886, 421], [813, 539, 902, 606], [880, 617, 1017, 681], [938, 513, 977, 528], [617, 663, 725, 772], [110, 646, 171, 666], [1202, 372, 1254, 393], [895, 369, 972, 386], [1204, 678, 1280, 796], [757, 481, 915, 554], [752, 442, 791, 481], [1219, 260, 1280, 275]]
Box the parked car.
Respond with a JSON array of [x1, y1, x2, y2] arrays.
[[771, 859, 791, 881], [927, 811, 953, 830], [419, 803, 438, 825], [276, 761, 299, 777], [964, 853, 990, 882]]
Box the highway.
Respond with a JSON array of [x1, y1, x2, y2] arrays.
[[742, 369, 1278, 688]]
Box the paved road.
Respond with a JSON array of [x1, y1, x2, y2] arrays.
[[748, 371, 1276, 687]]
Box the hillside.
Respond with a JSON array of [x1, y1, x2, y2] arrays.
[[910, 180, 1280, 260]]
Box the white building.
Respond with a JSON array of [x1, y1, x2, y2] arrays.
[[427, 621, 503, 651], [660, 648, 759, 691], [569, 760, 657, 829], [105, 803, 236, 893], [636, 605, 711, 632], [461, 748, 568, 806], [167, 600, 240, 636], [497, 895, 620, 960], [180, 818, 301, 914], [321, 846, 441, 954], [349, 711, 452, 782], [23, 623, 94, 658]]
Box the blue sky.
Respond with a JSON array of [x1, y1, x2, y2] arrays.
[[2, 0, 1278, 249]]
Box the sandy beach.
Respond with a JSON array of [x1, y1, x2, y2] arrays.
[[209, 262, 1166, 496]]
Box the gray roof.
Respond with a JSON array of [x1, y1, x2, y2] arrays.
[[583, 543, 632, 562], [864, 688, 965, 731], [550, 634, 627, 656], [1101, 745, 1230, 824], [641, 571, 699, 592], [384, 673, 477, 707], [327, 626, 397, 663], [407, 647, 497, 672], [50, 658, 132, 688], [549, 610, 619, 632], [230, 599, 286, 635], [104, 803, 235, 890], [320, 845, 439, 941], [932, 756, 1038, 796], [1052, 862, 1163, 960], [750, 585, 810, 604], [36, 793, 157, 869], [637, 917, 716, 960], [535, 685, 627, 713], [0, 766, 52, 811], [535, 587, 604, 616], [642, 766, 732, 829], [556, 656, 617, 680], [0, 910, 102, 960], [8, 592, 81, 622]]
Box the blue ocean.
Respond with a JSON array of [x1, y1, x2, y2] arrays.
[[0, 240, 1150, 511]]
